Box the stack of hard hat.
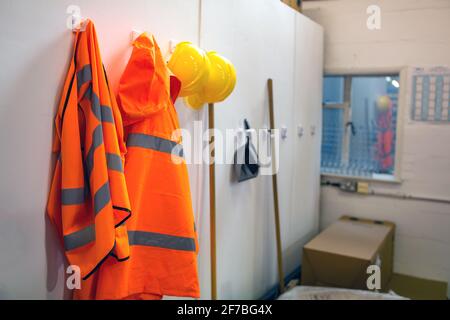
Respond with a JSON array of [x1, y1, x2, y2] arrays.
[[168, 42, 236, 109]]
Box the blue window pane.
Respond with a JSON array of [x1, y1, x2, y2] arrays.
[[323, 76, 344, 104], [348, 76, 399, 176], [320, 74, 399, 178], [321, 108, 344, 172]]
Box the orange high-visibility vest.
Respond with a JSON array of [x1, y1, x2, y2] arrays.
[[92, 33, 200, 299], [47, 20, 131, 282], [376, 106, 394, 172]]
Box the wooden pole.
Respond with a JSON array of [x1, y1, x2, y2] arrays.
[[208, 103, 217, 300], [267, 79, 286, 294]]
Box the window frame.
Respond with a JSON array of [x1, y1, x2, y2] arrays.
[[321, 68, 406, 184]]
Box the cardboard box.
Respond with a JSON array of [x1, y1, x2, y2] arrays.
[[281, 0, 302, 13], [301, 216, 395, 291], [389, 273, 448, 300]]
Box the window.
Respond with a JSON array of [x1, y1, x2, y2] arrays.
[[321, 74, 400, 180]]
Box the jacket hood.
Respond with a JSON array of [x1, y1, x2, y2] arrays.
[[117, 33, 172, 126]]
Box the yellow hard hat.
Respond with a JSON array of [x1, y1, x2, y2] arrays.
[[377, 95, 392, 110], [202, 51, 237, 103], [185, 94, 205, 110], [167, 42, 210, 97]]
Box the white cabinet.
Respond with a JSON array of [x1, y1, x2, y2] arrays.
[[201, 0, 323, 299], [291, 14, 324, 268]]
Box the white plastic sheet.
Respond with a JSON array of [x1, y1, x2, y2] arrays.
[[277, 286, 407, 300]]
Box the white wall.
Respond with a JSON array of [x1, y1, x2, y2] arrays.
[[303, 0, 450, 295], [0, 0, 324, 300], [0, 0, 204, 300]]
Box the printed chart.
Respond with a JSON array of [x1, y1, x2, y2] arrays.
[[411, 66, 450, 122]]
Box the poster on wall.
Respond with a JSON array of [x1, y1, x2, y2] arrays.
[[410, 66, 450, 122]]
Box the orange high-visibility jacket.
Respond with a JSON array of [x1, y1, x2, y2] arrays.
[[376, 106, 394, 172], [92, 33, 200, 299], [47, 20, 131, 282]]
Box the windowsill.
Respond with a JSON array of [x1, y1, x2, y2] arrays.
[[320, 172, 402, 184]]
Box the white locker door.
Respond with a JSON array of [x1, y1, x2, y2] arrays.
[[201, 0, 323, 299], [291, 14, 324, 256], [201, 0, 296, 300]]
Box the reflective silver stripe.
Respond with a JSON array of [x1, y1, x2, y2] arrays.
[[127, 133, 184, 157], [84, 85, 114, 124], [63, 228, 196, 252], [61, 188, 85, 205], [90, 87, 102, 120], [77, 65, 92, 91], [85, 125, 103, 178], [128, 231, 196, 252], [64, 224, 95, 251], [101, 105, 114, 123], [94, 182, 111, 215], [106, 153, 123, 172], [91, 125, 104, 149]]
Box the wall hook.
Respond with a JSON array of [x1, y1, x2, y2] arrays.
[[131, 29, 143, 43], [280, 126, 288, 140], [66, 5, 86, 32], [297, 124, 304, 137], [70, 13, 87, 32]]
